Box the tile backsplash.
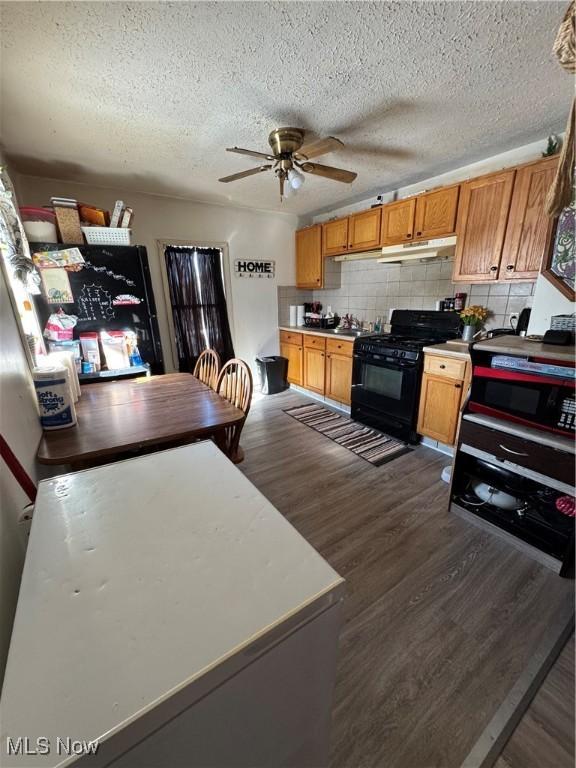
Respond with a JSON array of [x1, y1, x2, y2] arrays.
[[278, 257, 535, 331]]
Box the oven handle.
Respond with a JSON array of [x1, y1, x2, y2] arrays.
[[498, 444, 530, 457], [354, 354, 416, 370]]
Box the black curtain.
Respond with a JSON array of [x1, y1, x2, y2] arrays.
[[164, 246, 235, 372]]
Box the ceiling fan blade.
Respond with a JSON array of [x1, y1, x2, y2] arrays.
[[295, 136, 344, 161], [300, 162, 357, 184], [226, 147, 276, 161], [219, 165, 272, 183]]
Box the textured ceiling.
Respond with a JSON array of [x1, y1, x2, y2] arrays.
[[1, 1, 572, 215]]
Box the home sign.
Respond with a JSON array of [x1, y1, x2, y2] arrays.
[[234, 259, 275, 279]]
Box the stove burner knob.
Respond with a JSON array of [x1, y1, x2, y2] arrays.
[[392, 349, 398, 356], [400, 350, 406, 358]]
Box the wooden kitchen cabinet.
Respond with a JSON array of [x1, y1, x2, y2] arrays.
[[322, 218, 349, 256], [303, 336, 326, 394], [296, 224, 323, 288], [500, 156, 558, 281], [380, 198, 417, 245], [325, 339, 353, 404], [452, 169, 515, 282], [413, 185, 459, 240], [279, 331, 303, 386], [348, 208, 382, 251], [417, 352, 470, 446]]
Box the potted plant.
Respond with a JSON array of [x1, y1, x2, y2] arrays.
[[459, 305, 488, 341]]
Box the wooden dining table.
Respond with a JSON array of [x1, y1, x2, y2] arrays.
[[36, 373, 246, 468]]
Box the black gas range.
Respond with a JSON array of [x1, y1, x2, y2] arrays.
[[351, 310, 461, 443]]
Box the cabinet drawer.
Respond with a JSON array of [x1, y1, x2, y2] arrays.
[[459, 419, 575, 487], [326, 338, 353, 357], [424, 355, 466, 380], [280, 330, 303, 345], [303, 334, 326, 350]]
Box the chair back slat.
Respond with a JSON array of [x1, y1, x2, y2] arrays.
[[216, 359, 253, 415], [193, 349, 221, 390]]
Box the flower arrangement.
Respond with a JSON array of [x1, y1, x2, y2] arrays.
[[459, 305, 488, 326]]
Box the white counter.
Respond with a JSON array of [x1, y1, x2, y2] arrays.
[[1, 442, 344, 767]]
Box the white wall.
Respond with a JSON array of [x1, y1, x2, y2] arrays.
[[16, 175, 298, 372], [528, 274, 575, 334], [0, 262, 42, 687]]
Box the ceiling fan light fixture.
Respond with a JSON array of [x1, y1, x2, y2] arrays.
[[288, 168, 305, 190]]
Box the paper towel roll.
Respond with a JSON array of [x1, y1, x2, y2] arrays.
[[289, 305, 298, 326], [47, 351, 80, 402], [296, 305, 305, 326], [33, 365, 77, 430]]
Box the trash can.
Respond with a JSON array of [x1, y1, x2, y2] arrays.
[[256, 356, 289, 395]]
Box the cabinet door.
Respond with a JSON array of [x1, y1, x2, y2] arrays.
[[380, 198, 416, 245], [452, 170, 515, 282], [500, 157, 558, 281], [417, 373, 463, 445], [322, 218, 349, 256], [296, 225, 323, 288], [349, 208, 382, 251], [414, 186, 459, 240], [303, 346, 326, 394], [325, 352, 353, 404], [280, 342, 302, 386]]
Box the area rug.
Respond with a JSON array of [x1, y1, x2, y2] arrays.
[[284, 403, 411, 467]]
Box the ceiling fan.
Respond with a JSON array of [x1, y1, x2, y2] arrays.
[[218, 127, 357, 200]]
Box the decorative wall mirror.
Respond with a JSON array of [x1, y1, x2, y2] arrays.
[[542, 201, 575, 301]]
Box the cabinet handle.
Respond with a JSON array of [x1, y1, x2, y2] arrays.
[[439, 364, 446, 369], [406, 234, 412, 239], [454, 383, 461, 389], [506, 265, 514, 271], [298, 347, 302, 351], [321, 353, 325, 357], [343, 244, 348, 249], [416, 231, 422, 236], [499, 444, 529, 457], [490, 265, 498, 272], [327, 354, 331, 359]]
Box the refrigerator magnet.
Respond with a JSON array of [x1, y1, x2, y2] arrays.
[[41, 267, 74, 304]]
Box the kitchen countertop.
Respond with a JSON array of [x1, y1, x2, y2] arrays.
[[422, 341, 471, 359], [279, 325, 361, 341], [474, 334, 575, 363]]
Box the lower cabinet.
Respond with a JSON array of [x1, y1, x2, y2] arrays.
[[279, 331, 303, 386], [325, 341, 353, 405], [417, 352, 470, 446], [279, 330, 353, 405], [303, 336, 326, 394]]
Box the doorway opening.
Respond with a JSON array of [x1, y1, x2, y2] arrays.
[[162, 244, 234, 372]]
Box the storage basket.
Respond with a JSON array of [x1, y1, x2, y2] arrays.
[[81, 227, 131, 246], [550, 314, 576, 332]]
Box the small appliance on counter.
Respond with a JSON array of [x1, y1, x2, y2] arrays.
[[303, 302, 340, 329]]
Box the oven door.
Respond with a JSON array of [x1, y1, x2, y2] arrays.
[[351, 353, 420, 423]]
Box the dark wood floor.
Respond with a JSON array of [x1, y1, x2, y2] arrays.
[[239, 389, 575, 768], [496, 635, 575, 768]]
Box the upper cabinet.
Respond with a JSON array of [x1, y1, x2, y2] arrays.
[[500, 156, 559, 281], [413, 185, 459, 240], [296, 224, 323, 289], [323, 218, 349, 256], [452, 170, 516, 282], [349, 208, 382, 251], [381, 198, 416, 245]]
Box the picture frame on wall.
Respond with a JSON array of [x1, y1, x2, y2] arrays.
[[542, 200, 575, 301]]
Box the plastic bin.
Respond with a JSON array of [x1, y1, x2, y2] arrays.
[[256, 356, 288, 395]]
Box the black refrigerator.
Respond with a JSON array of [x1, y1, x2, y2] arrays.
[[30, 243, 164, 379]]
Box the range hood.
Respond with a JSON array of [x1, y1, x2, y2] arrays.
[[378, 235, 457, 263], [333, 235, 457, 263]]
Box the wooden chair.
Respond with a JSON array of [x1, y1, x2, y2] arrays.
[[215, 359, 253, 463], [193, 348, 220, 390]]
